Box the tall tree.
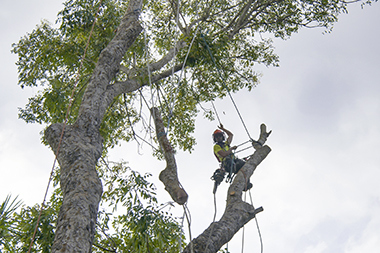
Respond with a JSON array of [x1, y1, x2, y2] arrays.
[[12, 0, 375, 252]]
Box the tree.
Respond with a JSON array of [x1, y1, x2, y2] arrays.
[[0, 165, 185, 252], [12, 0, 375, 252], [0, 195, 23, 251]]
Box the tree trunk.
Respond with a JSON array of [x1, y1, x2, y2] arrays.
[[45, 124, 103, 252], [45, 0, 144, 251]]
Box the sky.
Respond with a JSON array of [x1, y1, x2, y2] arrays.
[[1, 1, 380, 253]]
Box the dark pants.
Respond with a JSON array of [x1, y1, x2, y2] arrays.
[[222, 156, 245, 174]]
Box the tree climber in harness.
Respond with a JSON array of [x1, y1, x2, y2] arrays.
[[212, 124, 253, 193]]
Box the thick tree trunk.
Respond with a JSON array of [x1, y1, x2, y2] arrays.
[[45, 1, 144, 252], [45, 123, 103, 252]]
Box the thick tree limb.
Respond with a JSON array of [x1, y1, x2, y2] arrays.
[[150, 107, 188, 205], [78, 0, 144, 130], [45, 124, 103, 253], [118, 40, 187, 78]]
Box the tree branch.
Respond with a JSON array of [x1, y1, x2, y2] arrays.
[[119, 40, 187, 77], [76, 0, 144, 130], [150, 107, 188, 205], [107, 63, 183, 101]]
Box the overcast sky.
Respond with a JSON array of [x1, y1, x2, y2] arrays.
[[1, 1, 380, 252]]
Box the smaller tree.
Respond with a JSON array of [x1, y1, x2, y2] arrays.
[[0, 195, 23, 251]]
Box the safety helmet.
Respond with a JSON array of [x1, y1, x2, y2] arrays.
[[212, 129, 225, 142]]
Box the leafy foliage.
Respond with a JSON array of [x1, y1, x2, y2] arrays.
[[12, 0, 367, 154], [0, 164, 184, 253], [0, 195, 23, 251], [0, 193, 59, 253], [95, 160, 185, 252]]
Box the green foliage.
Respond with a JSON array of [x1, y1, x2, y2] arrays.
[[218, 247, 231, 253], [96, 161, 185, 252], [0, 164, 184, 252], [0, 195, 23, 251], [0, 193, 59, 253], [12, 0, 369, 154]]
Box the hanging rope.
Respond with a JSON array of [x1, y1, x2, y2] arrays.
[[211, 100, 222, 125], [200, 34, 253, 141], [165, 27, 199, 132], [27, 1, 103, 252], [249, 190, 264, 253], [236, 168, 264, 253], [204, 190, 219, 252], [183, 203, 194, 253]]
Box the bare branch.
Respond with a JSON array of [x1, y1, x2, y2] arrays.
[[119, 40, 187, 77], [150, 107, 188, 205], [108, 63, 183, 101]]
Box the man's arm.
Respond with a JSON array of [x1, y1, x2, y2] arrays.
[[219, 124, 233, 144]]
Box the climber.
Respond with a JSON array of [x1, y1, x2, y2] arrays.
[[212, 124, 252, 191]]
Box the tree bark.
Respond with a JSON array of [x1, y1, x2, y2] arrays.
[[45, 124, 103, 252], [45, 0, 144, 252], [150, 107, 188, 205]]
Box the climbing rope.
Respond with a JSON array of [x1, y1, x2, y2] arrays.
[[164, 27, 199, 132], [27, 1, 103, 252], [183, 203, 194, 253], [211, 100, 222, 125], [249, 190, 264, 253], [204, 189, 219, 252], [201, 34, 253, 142]]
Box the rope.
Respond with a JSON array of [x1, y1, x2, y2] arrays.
[[165, 27, 199, 131], [200, 34, 253, 141], [142, 1, 200, 142], [27, 1, 103, 252], [211, 100, 222, 125], [204, 191, 218, 252], [183, 203, 194, 253], [249, 190, 264, 253]]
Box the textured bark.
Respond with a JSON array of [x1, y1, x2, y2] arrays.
[[45, 124, 103, 253], [45, 1, 144, 252], [151, 107, 188, 205], [183, 125, 272, 253]]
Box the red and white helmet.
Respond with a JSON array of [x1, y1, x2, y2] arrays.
[[212, 129, 225, 142]]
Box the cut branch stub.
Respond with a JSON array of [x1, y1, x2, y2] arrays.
[[253, 123, 272, 150], [150, 107, 188, 205]]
